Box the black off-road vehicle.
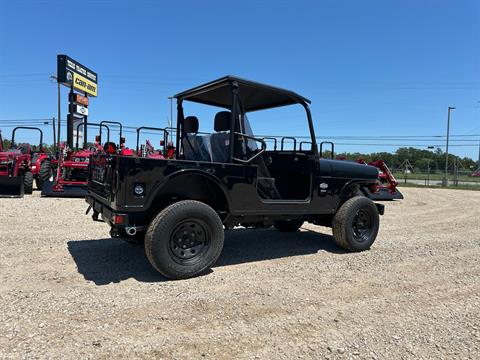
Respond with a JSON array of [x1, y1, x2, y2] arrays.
[[86, 76, 385, 279]]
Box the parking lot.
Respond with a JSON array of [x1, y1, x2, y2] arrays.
[[1, 187, 479, 359]]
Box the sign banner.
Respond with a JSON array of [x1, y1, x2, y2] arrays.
[[73, 73, 97, 97], [57, 55, 98, 97], [75, 104, 89, 116], [69, 93, 89, 106]]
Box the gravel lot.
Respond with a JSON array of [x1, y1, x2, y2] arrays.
[[1, 188, 479, 359]]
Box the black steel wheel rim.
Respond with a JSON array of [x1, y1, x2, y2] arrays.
[[352, 209, 373, 242], [169, 219, 209, 264]]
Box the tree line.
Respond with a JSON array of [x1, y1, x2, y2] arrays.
[[335, 147, 478, 173], [2, 136, 478, 173]]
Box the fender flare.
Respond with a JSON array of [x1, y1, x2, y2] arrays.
[[144, 168, 231, 210], [336, 179, 376, 209]]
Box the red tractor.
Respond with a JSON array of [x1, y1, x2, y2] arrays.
[[41, 122, 111, 197], [354, 159, 403, 200], [136, 126, 174, 159], [317, 141, 403, 200], [0, 126, 52, 197], [41, 121, 133, 197]]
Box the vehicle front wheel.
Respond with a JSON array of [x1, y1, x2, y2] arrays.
[[273, 219, 304, 232], [145, 200, 224, 280], [23, 171, 33, 194], [332, 196, 379, 251], [36, 159, 53, 190]]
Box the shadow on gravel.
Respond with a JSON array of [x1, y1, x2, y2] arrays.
[[216, 228, 345, 267], [67, 239, 167, 285], [68, 228, 344, 285]]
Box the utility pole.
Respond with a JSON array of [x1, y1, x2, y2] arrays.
[[443, 106, 455, 186], [477, 140, 480, 169], [51, 117, 56, 151], [50, 75, 61, 151]]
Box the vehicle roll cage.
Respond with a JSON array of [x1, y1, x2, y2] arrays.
[[11, 126, 43, 149], [173, 76, 319, 162], [75, 122, 110, 150], [100, 121, 123, 145]]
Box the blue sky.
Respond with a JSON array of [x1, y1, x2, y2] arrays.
[[0, 0, 479, 159]]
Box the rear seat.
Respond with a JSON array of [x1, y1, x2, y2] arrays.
[[210, 111, 231, 163], [182, 116, 212, 162]]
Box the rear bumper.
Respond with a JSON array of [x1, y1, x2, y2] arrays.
[[86, 195, 147, 231]]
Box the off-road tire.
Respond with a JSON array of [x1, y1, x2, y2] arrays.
[[273, 219, 304, 232], [145, 200, 224, 280], [36, 160, 53, 190], [332, 196, 379, 251], [23, 171, 33, 194]]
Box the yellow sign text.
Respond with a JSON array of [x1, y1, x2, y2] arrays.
[[73, 73, 97, 97]]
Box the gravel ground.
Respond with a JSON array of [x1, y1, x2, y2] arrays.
[[1, 188, 479, 359]]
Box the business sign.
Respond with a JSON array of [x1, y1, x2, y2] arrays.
[[69, 93, 89, 106], [75, 104, 88, 116], [57, 55, 98, 97], [70, 104, 89, 116]]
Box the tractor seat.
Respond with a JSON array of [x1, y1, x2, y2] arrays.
[[182, 116, 211, 162]]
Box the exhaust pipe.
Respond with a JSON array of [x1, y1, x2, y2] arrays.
[[126, 227, 137, 236]]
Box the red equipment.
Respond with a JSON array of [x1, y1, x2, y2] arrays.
[[355, 159, 403, 200], [41, 122, 110, 197], [0, 127, 50, 197], [135, 126, 173, 159]]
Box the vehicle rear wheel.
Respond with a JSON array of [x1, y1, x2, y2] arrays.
[[332, 196, 379, 251], [36, 159, 53, 190], [23, 171, 33, 194], [273, 219, 304, 232], [145, 200, 224, 279]]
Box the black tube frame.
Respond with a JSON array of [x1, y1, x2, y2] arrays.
[[136, 126, 169, 154], [75, 122, 110, 150], [11, 126, 43, 150]]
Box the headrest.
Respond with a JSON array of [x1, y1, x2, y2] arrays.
[[183, 116, 199, 133], [214, 111, 231, 132]]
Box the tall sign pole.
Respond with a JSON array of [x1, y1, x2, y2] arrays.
[[56, 55, 98, 149], [57, 81, 61, 150]]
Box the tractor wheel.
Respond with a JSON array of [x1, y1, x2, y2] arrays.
[[332, 196, 379, 252], [23, 171, 34, 194], [273, 219, 304, 232], [36, 160, 53, 190], [145, 200, 224, 280]]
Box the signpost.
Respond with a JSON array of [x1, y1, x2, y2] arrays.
[[57, 55, 98, 148]]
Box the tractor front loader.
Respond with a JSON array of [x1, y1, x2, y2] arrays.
[[0, 127, 44, 197]]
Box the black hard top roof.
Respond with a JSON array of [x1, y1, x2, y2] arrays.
[[174, 75, 311, 112]]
